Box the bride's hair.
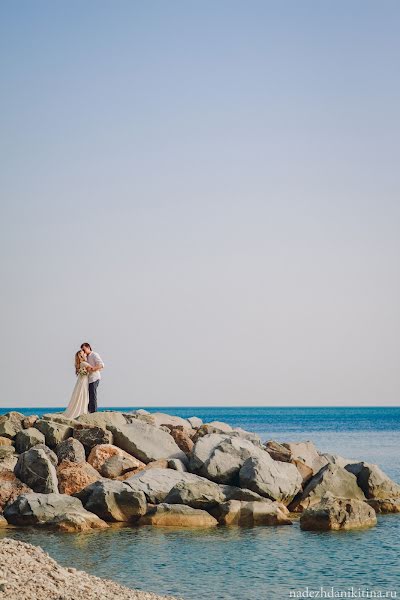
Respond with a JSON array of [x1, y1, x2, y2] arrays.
[[75, 351, 83, 375]]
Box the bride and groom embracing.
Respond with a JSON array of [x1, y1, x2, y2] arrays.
[[64, 342, 104, 419]]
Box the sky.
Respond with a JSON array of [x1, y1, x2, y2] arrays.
[[0, 1, 399, 408]]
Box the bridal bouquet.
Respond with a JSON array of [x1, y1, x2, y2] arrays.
[[78, 367, 88, 376]]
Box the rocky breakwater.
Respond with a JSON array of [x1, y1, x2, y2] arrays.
[[0, 410, 399, 533]]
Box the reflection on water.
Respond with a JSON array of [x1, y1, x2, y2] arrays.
[[2, 518, 400, 600]]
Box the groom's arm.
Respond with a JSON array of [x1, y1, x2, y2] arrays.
[[91, 353, 104, 372]]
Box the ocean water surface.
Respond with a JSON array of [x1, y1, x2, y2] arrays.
[[1, 406, 399, 599]]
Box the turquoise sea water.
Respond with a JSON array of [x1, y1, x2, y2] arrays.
[[1, 407, 399, 600]]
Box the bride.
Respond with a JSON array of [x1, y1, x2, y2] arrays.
[[64, 350, 93, 419]]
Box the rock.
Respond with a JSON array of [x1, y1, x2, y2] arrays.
[[126, 412, 157, 426], [187, 416, 203, 429], [367, 498, 400, 513], [282, 441, 329, 473], [15, 448, 59, 493], [0, 468, 32, 511], [219, 485, 267, 503], [0, 412, 24, 439], [0, 445, 15, 459], [232, 428, 262, 445], [265, 441, 292, 462], [125, 468, 219, 504], [144, 459, 170, 470], [22, 415, 38, 429], [292, 459, 314, 485], [73, 427, 113, 453], [168, 459, 188, 472], [290, 463, 366, 512], [239, 454, 303, 504], [164, 478, 226, 509], [0, 436, 13, 446], [41, 414, 80, 427], [0, 454, 17, 471], [207, 421, 233, 432], [87, 444, 144, 474], [212, 499, 292, 526], [109, 421, 187, 464], [139, 503, 218, 527], [4, 493, 108, 531], [15, 428, 45, 453], [151, 413, 191, 428], [77, 411, 127, 430], [56, 460, 102, 495], [320, 453, 358, 468], [100, 455, 137, 478], [34, 420, 72, 448], [190, 433, 265, 484], [31, 444, 58, 467], [56, 438, 86, 464], [0, 515, 6, 527], [345, 462, 400, 499], [167, 428, 194, 454], [300, 495, 377, 531], [76, 480, 147, 522], [191, 424, 230, 441]]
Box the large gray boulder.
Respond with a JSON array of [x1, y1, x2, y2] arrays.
[[165, 477, 226, 509], [76, 480, 147, 522], [239, 454, 302, 504], [31, 444, 58, 467], [34, 420, 72, 448], [300, 494, 377, 531], [319, 453, 359, 469], [219, 484, 268, 503], [109, 421, 187, 464], [290, 463, 366, 512], [4, 492, 108, 531], [187, 416, 203, 429], [15, 428, 45, 453], [164, 478, 267, 509], [77, 411, 127, 430], [232, 428, 262, 445], [151, 412, 192, 429], [139, 503, 218, 527], [282, 441, 328, 473], [73, 427, 113, 453], [55, 438, 86, 464], [125, 468, 214, 504], [207, 421, 233, 432], [189, 434, 265, 484], [345, 462, 400, 499], [0, 412, 24, 439], [41, 414, 80, 427], [15, 448, 59, 493], [212, 499, 292, 526]]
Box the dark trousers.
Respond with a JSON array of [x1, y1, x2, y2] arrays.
[[88, 380, 99, 413]]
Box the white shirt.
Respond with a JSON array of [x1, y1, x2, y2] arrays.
[[87, 351, 104, 384]]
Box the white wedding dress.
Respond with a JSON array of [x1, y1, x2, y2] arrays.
[[64, 361, 90, 419]]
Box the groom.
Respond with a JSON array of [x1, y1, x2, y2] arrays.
[[81, 342, 104, 413]]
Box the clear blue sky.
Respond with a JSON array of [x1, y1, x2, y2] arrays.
[[1, 1, 399, 407]]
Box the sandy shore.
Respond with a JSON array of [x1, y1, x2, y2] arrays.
[[0, 538, 181, 600]]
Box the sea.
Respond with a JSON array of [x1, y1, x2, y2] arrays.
[[1, 406, 399, 600]]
